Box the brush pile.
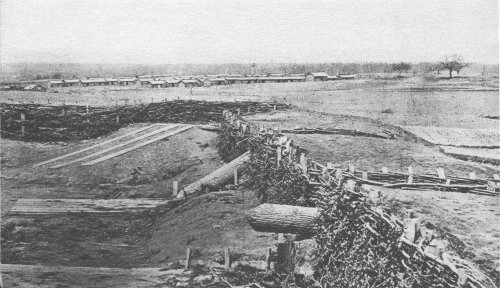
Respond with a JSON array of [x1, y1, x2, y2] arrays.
[[0, 101, 289, 142]]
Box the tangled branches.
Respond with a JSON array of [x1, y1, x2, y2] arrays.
[[314, 185, 460, 288], [217, 124, 315, 206]]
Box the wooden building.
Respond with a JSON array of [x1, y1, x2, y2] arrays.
[[118, 78, 137, 85], [179, 79, 200, 88], [48, 80, 64, 87], [203, 78, 227, 87], [147, 80, 166, 88], [81, 78, 108, 86], [305, 72, 329, 82], [326, 76, 339, 81], [63, 79, 81, 87], [105, 78, 118, 85], [165, 79, 181, 87]]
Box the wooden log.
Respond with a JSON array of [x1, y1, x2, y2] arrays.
[[246, 204, 320, 235], [179, 151, 250, 197]]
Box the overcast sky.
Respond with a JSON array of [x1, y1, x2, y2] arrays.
[[1, 0, 498, 64]]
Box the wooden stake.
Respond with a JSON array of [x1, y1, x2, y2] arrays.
[[173, 181, 178, 197], [20, 112, 25, 137], [335, 169, 343, 181], [362, 171, 368, 180], [86, 103, 89, 114], [300, 153, 307, 174], [116, 113, 120, 123], [266, 247, 272, 271], [436, 168, 446, 179], [185, 248, 191, 270], [278, 233, 284, 242], [487, 181, 496, 191], [287, 145, 292, 162], [348, 164, 355, 174], [276, 147, 282, 167], [407, 166, 413, 184], [224, 248, 231, 270], [276, 236, 295, 273], [407, 166, 414, 175], [237, 108, 241, 115], [234, 169, 238, 185]]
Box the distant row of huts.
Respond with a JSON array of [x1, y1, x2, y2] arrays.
[[1, 72, 357, 91]]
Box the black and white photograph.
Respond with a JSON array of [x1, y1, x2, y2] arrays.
[[0, 0, 498, 287]]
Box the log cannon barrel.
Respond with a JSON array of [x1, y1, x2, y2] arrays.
[[246, 204, 320, 235]]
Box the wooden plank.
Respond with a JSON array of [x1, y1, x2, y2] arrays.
[[81, 125, 193, 166], [34, 124, 161, 167], [50, 124, 180, 169], [9, 198, 178, 215], [1, 264, 182, 288]]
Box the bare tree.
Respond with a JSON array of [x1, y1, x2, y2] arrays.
[[438, 54, 468, 78]]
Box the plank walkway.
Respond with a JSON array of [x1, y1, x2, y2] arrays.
[[49, 124, 181, 169], [33, 124, 162, 167], [1, 264, 182, 288], [401, 126, 499, 148], [82, 125, 194, 166], [9, 198, 181, 215]]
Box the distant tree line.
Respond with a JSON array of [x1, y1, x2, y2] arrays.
[[0, 55, 496, 81]]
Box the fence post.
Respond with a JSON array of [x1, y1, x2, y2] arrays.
[[185, 247, 191, 270], [407, 166, 414, 184], [234, 169, 238, 185], [436, 167, 446, 179], [266, 247, 272, 271], [173, 181, 178, 197], [300, 153, 307, 175], [86, 103, 89, 114], [224, 247, 231, 270], [116, 113, 120, 123], [20, 112, 25, 137], [276, 236, 295, 274], [277, 147, 282, 167]]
